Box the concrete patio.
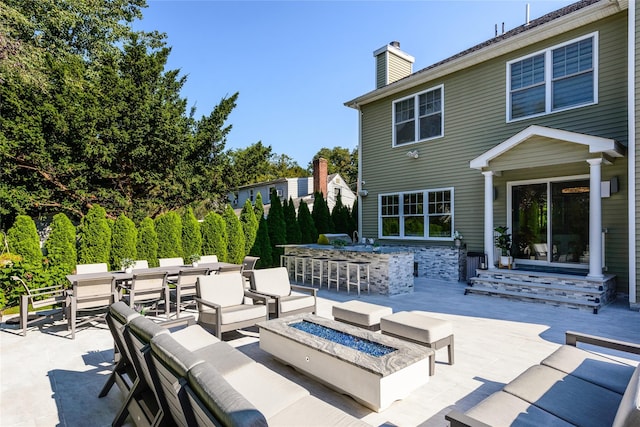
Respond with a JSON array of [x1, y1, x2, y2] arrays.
[[1, 277, 639, 427]]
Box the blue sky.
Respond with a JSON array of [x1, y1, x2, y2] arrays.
[[134, 0, 574, 168]]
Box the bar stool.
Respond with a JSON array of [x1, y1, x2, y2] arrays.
[[327, 259, 348, 291], [346, 261, 371, 296], [280, 254, 295, 279], [310, 257, 330, 288], [294, 255, 313, 284]]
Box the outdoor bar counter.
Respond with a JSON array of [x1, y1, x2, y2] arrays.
[[282, 244, 414, 295]]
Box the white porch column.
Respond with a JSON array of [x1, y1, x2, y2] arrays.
[[482, 171, 495, 269], [587, 158, 603, 278]]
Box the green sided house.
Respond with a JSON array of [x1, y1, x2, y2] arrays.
[[346, 0, 639, 312]]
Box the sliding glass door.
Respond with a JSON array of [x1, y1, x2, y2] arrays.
[[511, 178, 589, 266]]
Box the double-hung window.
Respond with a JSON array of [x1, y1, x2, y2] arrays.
[[379, 188, 453, 239], [508, 33, 597, 121], [393, 85, 443, 145]]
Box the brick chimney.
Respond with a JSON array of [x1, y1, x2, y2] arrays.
[[373, 41, 415, 89], [313, 157, 328, 198]]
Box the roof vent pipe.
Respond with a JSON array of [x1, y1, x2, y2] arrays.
[[526, 3, 530, 25]]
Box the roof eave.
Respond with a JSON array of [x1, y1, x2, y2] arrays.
[[345, 0, 626, 109]]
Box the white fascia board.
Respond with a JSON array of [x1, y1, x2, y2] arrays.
[[345, 0, 625, 109], [469, 125, 624, 170]]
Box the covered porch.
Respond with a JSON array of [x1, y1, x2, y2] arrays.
[[467, 125, 625, 312]]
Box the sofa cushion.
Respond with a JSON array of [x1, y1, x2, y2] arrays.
[[542, 345, 636, 394], [380, 311, 452, 343], [109, 301, 141, 325], [280, 293, 315, 314], [268, 395, 371, 426], [332, 300, 392, 328], [503, 364, 622, 427], [465, 390, 572, 426], [128, 315, 170, 343], [197, 273, 245, 307], [186, 362, 267, 427], [612, 364, 640, 427], [251, 267, 291, 297], [223, 363, 309, 419], [221, 304, 267, 324], [171, 324, 220, 352], [192, 341, 254, 375]]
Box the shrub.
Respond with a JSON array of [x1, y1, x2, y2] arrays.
[[44, 213, 77, 274], [250, 215, 272, 268], [0, 260, 68, 311], [239, 199, 258, 254], [155, 212, 183, 259], [297, 200, 317, 244], [201, 211, 227, 262], [317, 234, 330, 245], [331, 193, 350, 235], [311, 191, 331, 235], [7, 215, 42, 266], [284, 197, 301, 244], [223, 204, 245, 264], [254, 192, 265, 220], [267, 189, 286, 266], [110, 214, 137, 270], [181, 207, 202, 261], [78, 205, 111, 264], [137, 217, 158, 267]]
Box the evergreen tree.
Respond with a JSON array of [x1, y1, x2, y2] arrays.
[[239, 199, 258, 255], [311, 192, 331, 235], [267, 189, 286, 266], [7, 215, 41, 265], [254, 192, 265, 220], [137, 217, 158, 267], [223, 204, 245, 264], [284, 197, 302, 244], [250, 216, 272, 268], [155, 211, 183, 259], [44, 213, 77, 273], [297, 200, 317, 244], [201, 211, 228, 262], [181, 207, 202, 259], [110, 214, 137, 270], [78, 205, 111, 264], [331, 193, 350, 234], [348, 199, 358, 238]]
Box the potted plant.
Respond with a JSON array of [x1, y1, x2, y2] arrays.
[[453, 230, 463, 248], [494, 226, 513, 268], [121, 258, 135, 273], [188, 254, 201, 267]]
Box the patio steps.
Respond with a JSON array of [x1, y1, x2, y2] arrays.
[[466, 269, 617, 314]]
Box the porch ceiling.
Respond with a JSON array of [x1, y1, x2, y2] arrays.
[[470, 125, 625, 171]]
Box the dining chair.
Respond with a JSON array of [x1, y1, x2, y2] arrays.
[[123, 271, 170, 317], [158, 257, 184, 267], [133, 260, 149, 269], [76, 262, 109, 274], [174, 267, 210, 318], [13, 275, 66, 336], [199, 255, 218, 264], [67, 275, 118, 339]]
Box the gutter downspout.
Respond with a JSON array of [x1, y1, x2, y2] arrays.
[[628, 0, 637, 306], [355, 102, 364, 242]]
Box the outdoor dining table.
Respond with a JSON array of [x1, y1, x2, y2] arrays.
[[65, 262, 236, 285]]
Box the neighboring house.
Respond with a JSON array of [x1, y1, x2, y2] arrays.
[[229, 158, 356, 215], [346, 0, 639, 309]]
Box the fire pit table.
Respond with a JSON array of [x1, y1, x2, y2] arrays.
[[257, 313, 432, 412]]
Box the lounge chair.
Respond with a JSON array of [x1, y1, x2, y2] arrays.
[[75, 262, 109, 274], [67, 275, 118, 339], [195, 273, 268, 339], [122, 271, 170, 317], [99, 302, 142, 426], [250, 267, 317, 318], [13, 275, 66, 336]]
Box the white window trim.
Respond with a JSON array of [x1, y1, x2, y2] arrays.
[[392, 84, 445, 147], [506, 32, 598, 123], [378, 187, 454, 240]]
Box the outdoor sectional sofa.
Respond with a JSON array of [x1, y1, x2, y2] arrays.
[[445, 331, 640, 427], [106, 301, 369, 427]]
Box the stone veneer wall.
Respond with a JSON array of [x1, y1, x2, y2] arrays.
[[398, 245, 465, 282], [284, 245, 465, 296]]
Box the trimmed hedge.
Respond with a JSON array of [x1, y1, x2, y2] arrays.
[[155, 211, 183, 259], [7, 215, 42, 266], [111, 214, 137, 270], [78, 205, 111, 264], [182, 207, 202, 261], [240, 199, 258, 255], [44, 213, 76, 274], [137, 217, 159, 267], [201, 211, 227, 262]]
